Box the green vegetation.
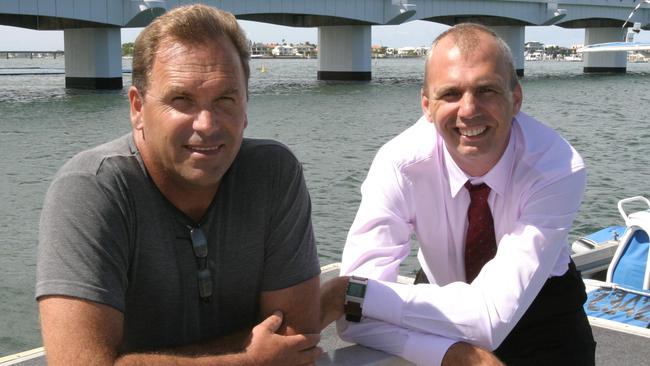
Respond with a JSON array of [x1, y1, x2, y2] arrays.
[[372, 46, 388, 56], [122, 42, 134, 56], [544, 45, 573, 59]]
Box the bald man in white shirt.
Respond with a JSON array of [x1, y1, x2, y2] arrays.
[[321, 23, 595, 366]]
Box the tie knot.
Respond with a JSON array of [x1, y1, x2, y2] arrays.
[[464, 182, 491, 201]]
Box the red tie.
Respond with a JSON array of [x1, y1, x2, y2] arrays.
[[464, 182, 497, 283]]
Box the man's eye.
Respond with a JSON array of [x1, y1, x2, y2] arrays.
[[170, 96, 194, 111], [439, 91, 460, 100], [478, 88, 497, 95], [171, 96, 193, 106]]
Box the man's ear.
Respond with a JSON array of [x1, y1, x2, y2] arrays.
[[512, 82, 523, 116], [421, 88, 434, 122], [128, 86, 144, 131]]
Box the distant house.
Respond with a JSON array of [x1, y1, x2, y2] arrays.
[[397, 46, 417, 56], [525, 51, 543, 61], [629, 52, 649, 63], [251, 42, 271, 56], [293, 43, 317, 57], [525, 41, 545, 54], [272, 44, 295, 56], [415, 46, 429, 56], [525, 41, 546, 61], [395, 46, 428, 57]]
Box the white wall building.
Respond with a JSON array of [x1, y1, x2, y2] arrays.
[[272, 44, 295, 56]]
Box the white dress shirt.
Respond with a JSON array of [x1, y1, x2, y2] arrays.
[[339, 112, 586, 366]]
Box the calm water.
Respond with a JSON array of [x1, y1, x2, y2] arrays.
[[1, 57, 649, 355]]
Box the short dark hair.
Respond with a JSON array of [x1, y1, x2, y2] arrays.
[[132, 4, 250, 97]]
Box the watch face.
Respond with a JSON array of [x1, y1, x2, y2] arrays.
[[347, 282, 366, 298]]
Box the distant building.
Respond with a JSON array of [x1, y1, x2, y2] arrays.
[[272, 44, 295, 56], [393, 46, 427, 57], [629, 52, 649, 63], [525, 41, 545, 54], [415, 46, 429, 56], [294, 43, 317, 57], [525, 41, 545, 61], [397, 46, 416, 56], [251, 42, 271, 56]]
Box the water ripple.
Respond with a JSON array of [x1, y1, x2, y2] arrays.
[[1, 57, 650, 355]]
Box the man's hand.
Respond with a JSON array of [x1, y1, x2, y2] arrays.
[[442, 342, 504, 366], [244, 311, 322, 366], [319, 276, 350, 330]]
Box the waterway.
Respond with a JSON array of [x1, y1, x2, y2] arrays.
[[1, 57, 649, 356]]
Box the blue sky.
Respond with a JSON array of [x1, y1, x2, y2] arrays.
[[1, 20, 649, 50]]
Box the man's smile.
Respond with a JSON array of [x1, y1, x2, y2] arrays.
[[185, 144, 224, 155], [458, 126, 487, 137]]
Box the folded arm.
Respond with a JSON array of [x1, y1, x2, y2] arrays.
[[39, 276, 321, 366], [340, 319, 501, 366], [340, 166, 586, 358]]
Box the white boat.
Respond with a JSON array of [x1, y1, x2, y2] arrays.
[[571, 225, 625, 279], [563, 55, 582, 62], [571, 196, 650, 280], [574, 196, 650, 339], [578, 41, 650, 53], [577, 1, 650, 54]]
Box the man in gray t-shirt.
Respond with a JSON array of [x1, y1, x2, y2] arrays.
[[36, 5, 321, 366]]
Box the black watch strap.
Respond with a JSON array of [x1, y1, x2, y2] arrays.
[[344, 301, 362, 322]]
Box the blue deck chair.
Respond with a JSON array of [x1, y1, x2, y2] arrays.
[[605, 196, 650, 291], [584, 197, 650, 328]]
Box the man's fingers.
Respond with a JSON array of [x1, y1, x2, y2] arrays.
[[259, 310, 283, 333], [442, 342, 504, 366]]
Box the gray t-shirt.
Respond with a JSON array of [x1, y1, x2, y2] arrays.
[[36, 134, 320, 352]]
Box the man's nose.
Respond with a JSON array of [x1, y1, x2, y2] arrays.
[[457, 92, 479, 119], [193, 109, 218, 133]]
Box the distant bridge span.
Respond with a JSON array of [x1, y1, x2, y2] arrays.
[[1, 0, 648, 88]]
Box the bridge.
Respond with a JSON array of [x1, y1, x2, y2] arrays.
[[0, 50, 64, 59], [1, 0, 649, 89]]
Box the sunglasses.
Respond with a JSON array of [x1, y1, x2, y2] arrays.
[[189, 226, 213, 301]]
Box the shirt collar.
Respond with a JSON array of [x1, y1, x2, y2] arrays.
[[444, 117, 518, 198]]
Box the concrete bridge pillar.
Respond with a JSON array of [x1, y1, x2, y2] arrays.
[[64, 28, 123, 89], [490, 26, 525, 77], [317, 25, 371, 81], [583, 28, 627, 73]]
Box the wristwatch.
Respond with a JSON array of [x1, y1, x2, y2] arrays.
[[344, 276, 368, 322]]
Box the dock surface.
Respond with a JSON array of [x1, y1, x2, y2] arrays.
[[2, 264, 648, 365]]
